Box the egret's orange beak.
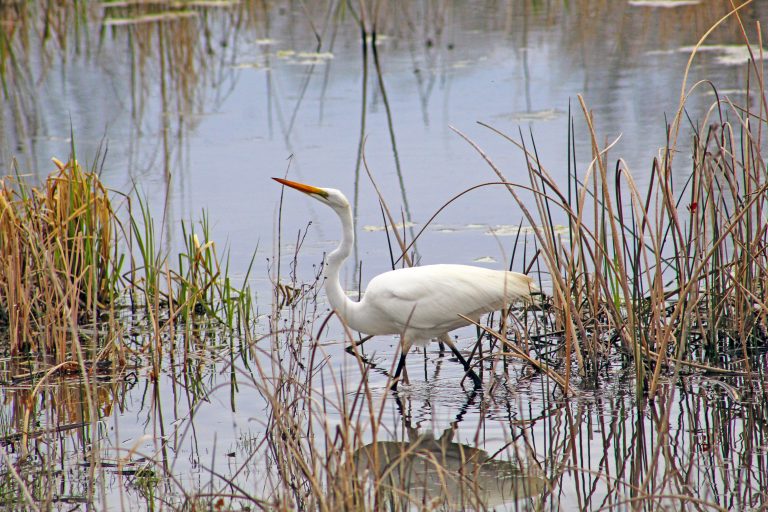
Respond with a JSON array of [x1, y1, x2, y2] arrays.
[[272, 177, 329, 198]]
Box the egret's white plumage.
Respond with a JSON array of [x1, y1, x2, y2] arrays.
[[347, 264, 534, 347], [274, 177, 536, 388]]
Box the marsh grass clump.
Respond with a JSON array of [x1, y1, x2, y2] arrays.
[[459, 24, 768, 400], [0, 154, 256, 367], [0, 157, 123, 359], [175, 214, 256, 332], [129, 197, 257, 340], [470, 99, 768, 397]]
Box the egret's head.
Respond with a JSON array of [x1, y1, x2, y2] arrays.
[[273, 177, 350, 211]]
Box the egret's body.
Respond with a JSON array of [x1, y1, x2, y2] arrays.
[[274, 178, 535, 388], [338, 264, 534, 347]]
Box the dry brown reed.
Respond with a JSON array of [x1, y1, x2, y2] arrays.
[[451, 0, 768, 399], [0, 157, 122, 361]]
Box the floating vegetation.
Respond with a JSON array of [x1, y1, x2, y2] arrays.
[[628, 0, 703, 7], [680, 43, 768, 65], [647, 44, 768, 65], [103, 10, 198, 27], [277, 49, 336, 65], [485, 224, 570, 237], [495, 108, 565, 122], [362, 221, 417, 232]]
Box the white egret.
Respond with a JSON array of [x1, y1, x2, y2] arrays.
[[274, 177, 536, 389]]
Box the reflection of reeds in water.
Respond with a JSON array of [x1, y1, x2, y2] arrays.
[[0, 306, 249, 509], [1, 358, 123, 446], [0, 2, 89, 158], [0, 1, 251, 179], [103, 2, 223, 117], [0, 353, 132, 508], [102, 1, 252, 184], [1, 0, 758, 187]]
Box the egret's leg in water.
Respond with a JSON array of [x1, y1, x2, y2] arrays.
[[440, 334, 482, 389], [391, 338, 414, 390]]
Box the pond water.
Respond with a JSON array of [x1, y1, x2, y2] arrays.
[[2, 1, 768, 510]]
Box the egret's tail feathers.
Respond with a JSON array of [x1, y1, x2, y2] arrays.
[[505, 272, 538, 305]]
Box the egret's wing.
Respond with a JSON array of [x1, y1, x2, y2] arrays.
[[362, 264, 533, 334]]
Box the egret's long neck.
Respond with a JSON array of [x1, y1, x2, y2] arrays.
[[324, 205, 361, 325]]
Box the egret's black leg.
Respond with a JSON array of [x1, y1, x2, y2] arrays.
[[441, 335, 482, 389], [391, 339, 412, 390], [392, 353, 407, 390], [459, 333, 485, 387], [438, 340, 446, 355]]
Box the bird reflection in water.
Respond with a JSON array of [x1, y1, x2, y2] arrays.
[[351, 393, 546, 510]]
